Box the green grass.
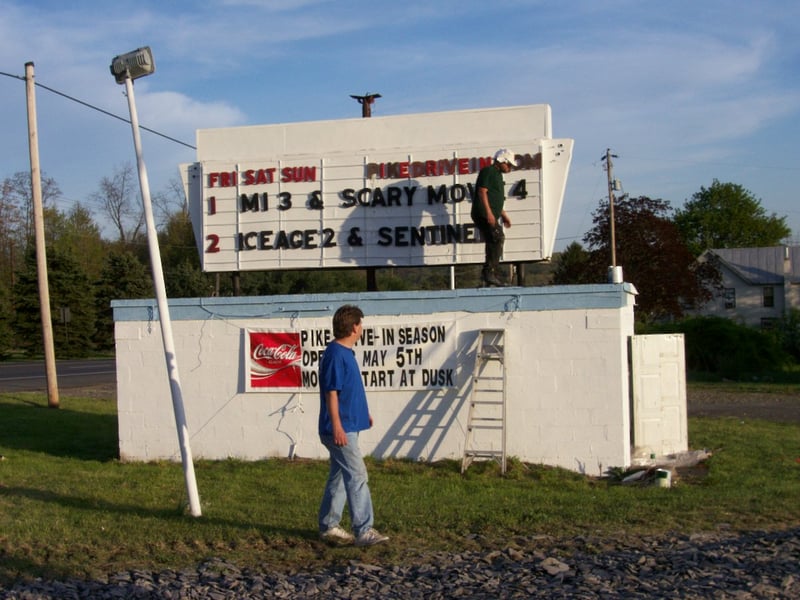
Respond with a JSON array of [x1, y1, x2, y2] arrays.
[[1, 391, 799, 584]]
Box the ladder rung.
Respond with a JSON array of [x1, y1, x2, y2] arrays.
[[464, 450, 503, 458]]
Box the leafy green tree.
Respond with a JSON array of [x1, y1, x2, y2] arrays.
[[645, 316, 791, 379], [768, 308, 800, 362], [674, 180, 791, 255], [582, 196, 720, 322], [158, 210, 199, 269], [44, 203, 106, 283], [94, 249, 153, 350], [13, 246, 96, 358], [156, 210, 219, 298]]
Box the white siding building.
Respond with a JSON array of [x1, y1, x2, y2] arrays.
[[697, 246, 800, 328]]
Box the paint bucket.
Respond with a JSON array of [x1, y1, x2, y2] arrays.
[[655, 468, 672, 488]]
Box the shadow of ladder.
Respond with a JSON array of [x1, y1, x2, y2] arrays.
[[461, 329, 507, 474]]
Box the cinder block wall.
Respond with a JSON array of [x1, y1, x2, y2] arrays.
[[113, 284, 636, 475]]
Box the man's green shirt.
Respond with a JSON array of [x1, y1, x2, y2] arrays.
[[471, 164, 505, 221]]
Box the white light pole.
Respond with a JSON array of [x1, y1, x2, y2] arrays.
[[110, 47, 201, 517]]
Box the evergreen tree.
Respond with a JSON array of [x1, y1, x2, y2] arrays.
[[165, 259, 214, 298], [0, 282, 14, 358], [552, 242, 593, 285], [94, 249, 153, 350], [13, 246, 96, 357]]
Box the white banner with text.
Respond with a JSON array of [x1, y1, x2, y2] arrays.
[[245, 321, 458, 392]]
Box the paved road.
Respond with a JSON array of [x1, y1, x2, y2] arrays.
[[0, 359, 116, 393]]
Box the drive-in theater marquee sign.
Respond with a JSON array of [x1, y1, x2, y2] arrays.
[[183, 104, 573, 272]]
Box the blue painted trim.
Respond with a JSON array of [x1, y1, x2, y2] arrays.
[[111, 284, 636, 322]]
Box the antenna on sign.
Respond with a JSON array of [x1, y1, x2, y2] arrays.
[[350, 93, 381, 118]]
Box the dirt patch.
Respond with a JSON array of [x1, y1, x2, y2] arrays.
[[687, 388, 800, 424]]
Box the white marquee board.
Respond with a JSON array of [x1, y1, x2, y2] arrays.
[[184, 105, 573, 272]]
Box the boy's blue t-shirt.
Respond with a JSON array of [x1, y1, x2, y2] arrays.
[[318, 341, 370, 435]]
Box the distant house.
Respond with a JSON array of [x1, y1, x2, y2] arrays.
[[696, 246, 800, 328]]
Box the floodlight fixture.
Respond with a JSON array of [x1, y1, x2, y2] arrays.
[[110, 46, 155, 84]]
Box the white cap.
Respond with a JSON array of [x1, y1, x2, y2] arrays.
[[494, 148, 516, 166]]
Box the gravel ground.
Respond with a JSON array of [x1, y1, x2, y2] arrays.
[[3, 384, 796, 599], [3, 528, 799, 599]]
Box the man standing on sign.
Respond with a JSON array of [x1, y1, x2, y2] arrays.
[[471, 148, 516, 287], [318, 304, 389, 547]]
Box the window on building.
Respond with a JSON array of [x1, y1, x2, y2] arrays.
[[723, 288, 736, 309], [761, 318, 777, 330], [763, 286, 775, 308]]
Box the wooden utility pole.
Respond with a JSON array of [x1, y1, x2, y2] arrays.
[[602, 148, 618, 268], [25, 61, 59, 408], [351, 93, 381, 291]]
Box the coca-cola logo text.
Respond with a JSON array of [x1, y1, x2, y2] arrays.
[[253, 343, 300, 364]]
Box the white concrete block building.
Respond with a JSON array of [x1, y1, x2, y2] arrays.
[[113, 283, 687, 476]]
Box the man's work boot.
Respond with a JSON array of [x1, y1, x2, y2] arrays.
[[482, 272, 508, 287]]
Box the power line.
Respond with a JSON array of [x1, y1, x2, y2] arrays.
[[0, 69, 195, 149]]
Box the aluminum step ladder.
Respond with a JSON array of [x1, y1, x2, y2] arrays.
[[461, 329, 507, 474]]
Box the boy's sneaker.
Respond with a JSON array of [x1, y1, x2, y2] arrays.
[[320, 526, 355, 545], [354, 527, 389, 547]]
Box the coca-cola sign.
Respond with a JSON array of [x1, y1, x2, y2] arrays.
[[248, 331, 302, 388], [245, 321, 457, 392]]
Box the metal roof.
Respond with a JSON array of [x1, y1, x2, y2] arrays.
[[710, 246, 800, 285]]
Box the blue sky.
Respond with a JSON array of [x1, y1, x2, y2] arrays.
[[1, 0, 799, 251]]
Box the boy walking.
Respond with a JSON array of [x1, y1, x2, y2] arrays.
[[318, 305, 389, 547]]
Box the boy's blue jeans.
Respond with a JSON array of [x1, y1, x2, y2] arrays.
[[318, 431, 374, 537]]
